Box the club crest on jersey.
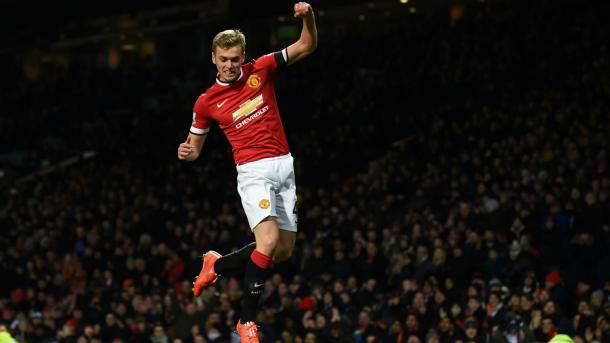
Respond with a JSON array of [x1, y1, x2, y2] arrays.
[[247, 74, 262, 89], [259, 199, 270, 209], [232, 94, 264, 121]]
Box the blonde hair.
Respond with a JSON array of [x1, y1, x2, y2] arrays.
[[212, 29, 246, 53]]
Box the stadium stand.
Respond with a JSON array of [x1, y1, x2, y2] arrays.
[[1, 0, 609, 342]]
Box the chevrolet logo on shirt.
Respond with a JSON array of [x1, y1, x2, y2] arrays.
[[232, 95, 264, 122]]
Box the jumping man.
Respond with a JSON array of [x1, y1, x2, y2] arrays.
[[177, 2, 317, 342]]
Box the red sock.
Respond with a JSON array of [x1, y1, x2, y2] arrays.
[[250, 250, 272, 269]]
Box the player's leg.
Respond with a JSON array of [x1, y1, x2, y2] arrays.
[[232, 159, 279, 342], [240, 217, 278, 321], [241, 218, 279, 317], [236, 217, 279, 342]]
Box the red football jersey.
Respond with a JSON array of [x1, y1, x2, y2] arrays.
[[190, 50, 290, 164]]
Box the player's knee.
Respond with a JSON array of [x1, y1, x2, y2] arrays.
[[257, 234, 279, 255], [254, 217, 280, 255]]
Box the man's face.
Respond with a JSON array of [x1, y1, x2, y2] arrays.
[[465, 327, 477, 338], [212, 45, 245, 82], [406, 314, 417, 329], [541, 318, 553, 333], [520, 296, 533, 311]]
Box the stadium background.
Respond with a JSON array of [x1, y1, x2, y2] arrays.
[[1, 0, 610, 342]]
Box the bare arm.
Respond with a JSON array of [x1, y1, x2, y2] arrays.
[[177, 133, 207, 161], [286, 2, 318, 65]]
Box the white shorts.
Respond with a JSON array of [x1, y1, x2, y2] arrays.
[[236, 153, 298, 232]]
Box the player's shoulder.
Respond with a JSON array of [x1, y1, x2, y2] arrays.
[[253, 53, 274, 65], [194, 92, 211, 109], [195, 92, 207, 102], [199, 82, 222, 100], [253, 50, 287, 69]]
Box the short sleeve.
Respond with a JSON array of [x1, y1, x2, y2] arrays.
[[190, 94, 212, 135], [256, 48, 288, 73]]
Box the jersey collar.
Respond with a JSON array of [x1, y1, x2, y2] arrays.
[[215, 67, 244, 86]]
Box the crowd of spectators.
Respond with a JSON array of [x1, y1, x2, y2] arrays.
[[1, 0, 610, 342]]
